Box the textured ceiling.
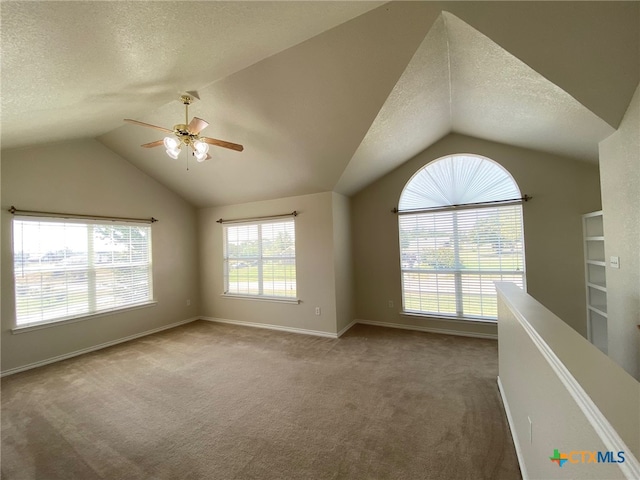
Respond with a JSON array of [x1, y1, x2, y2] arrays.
[[1, 1, 382, 149], [336, 9, 616, 196], [98, 2, 433, 206], [446, 12, 614, 162], [2, 2, 638, 207]]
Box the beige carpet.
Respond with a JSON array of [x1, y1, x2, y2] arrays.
[[1, 321, 521, 480]]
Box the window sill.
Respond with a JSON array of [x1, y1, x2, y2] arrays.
[[221, 293, 300, 305], [400, 311, 497, 325], [12, 301, 158, 334]]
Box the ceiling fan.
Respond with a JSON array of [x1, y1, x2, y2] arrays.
[[124, 94, 243, 163]]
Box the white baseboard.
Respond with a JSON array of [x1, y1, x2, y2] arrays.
[[355, 319, 498, 340], [3, 316, 496, 377], [201, 317, 497, 341], [497, 376, 529, 480], [0, 317, 200, 377], [337, 319, 357, 337], [200, 316, 338, 338]]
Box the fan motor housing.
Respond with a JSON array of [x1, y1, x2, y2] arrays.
[[173, 124, 199, 145]]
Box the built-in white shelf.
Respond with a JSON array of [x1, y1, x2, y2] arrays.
[[586, 260, 606, 267], [587, 282, 606, 292], [587, 304, 607, 316], [583, 211, 607, 354]]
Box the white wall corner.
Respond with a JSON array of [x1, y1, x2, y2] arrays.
[[337, 319, 358, 337]]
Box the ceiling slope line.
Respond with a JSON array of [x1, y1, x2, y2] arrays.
[[334, 12, 453, 196], [442, 12, 454, 127]]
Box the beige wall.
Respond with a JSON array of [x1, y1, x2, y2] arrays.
[[199, 192, 345, 335], [599, 82, 640, 380], [332, 192, 354, 334], [1, 140, 200, 373], [351, 133, 602, 337]]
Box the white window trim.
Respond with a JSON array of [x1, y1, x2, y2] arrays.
[[11, 300, 158, 334], [223, 217, 297, 300], [400, 310, 498, 324], [220, 293, 300, 304], [12, 216, 154, 328]]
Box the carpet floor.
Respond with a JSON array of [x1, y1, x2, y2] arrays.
[[1, 321, 521, 480]]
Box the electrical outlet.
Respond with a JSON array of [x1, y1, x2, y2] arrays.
[[315, 307, 321, 316], [186, 299, 191, 306], [388, 300, 394, 308]]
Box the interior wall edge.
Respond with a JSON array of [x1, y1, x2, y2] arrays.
[[337, 319, 358, 338]]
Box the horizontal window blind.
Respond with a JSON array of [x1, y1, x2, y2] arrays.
[[13, 218, 152, 326], [223, 219, 296, 298], [399, 204, 524, 319]]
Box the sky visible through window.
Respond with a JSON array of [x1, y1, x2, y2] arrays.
[[13, 221, 128, 257]]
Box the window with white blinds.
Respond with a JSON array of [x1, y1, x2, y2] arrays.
[[223, 219, 296, 299], [12, 218, 153, 326], [398, 155, 525, 320]]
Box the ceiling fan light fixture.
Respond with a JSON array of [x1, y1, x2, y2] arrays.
[[124, 94, 243, 167], [166, 146, 181, 159], [194, 150, 208, 162], [193, 140, 209, 155], [163, 136, 179, 150]]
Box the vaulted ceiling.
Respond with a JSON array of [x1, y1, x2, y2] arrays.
[[2, 2, 638, 207]]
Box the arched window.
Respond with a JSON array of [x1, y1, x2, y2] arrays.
[[398, 154, 525, 320]]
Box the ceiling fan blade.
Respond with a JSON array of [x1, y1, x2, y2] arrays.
[[141, 140, 165, 148], [202, 137, 244, 152], [188, 117, 209, 134], [124, 119, 173, 134]]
